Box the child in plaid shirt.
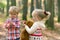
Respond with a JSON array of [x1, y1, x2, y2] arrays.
[[4, 6, 20, 40]]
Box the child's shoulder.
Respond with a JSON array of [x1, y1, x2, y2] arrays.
[[34, 21, 46, 27]]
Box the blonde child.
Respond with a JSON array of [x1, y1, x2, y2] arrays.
[[25, 9, 51, 40], [4, 6, 20, 40]]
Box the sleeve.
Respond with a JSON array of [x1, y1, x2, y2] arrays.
[[3, 19, 10, 29], [39, 23, 46, 30], [25, 22, 39, 34]]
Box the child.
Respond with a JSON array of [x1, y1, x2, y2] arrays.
[[4, 6, 20, 40], [25, 9, 51, 40]]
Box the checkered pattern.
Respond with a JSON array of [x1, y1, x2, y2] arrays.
[[4, 18, 20, 40]]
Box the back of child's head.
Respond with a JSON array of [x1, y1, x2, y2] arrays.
[[9, 6, 20, 14], [32, 9, 51, 20]]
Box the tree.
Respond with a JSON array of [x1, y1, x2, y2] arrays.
[[44, 0, 47, 11], [30, 0, 34, 17], [6, 0, 9, 16], [22, 0, 28, 20], [58, 0, 60, 22], [11, 0, 16, 6], [36, 0, 40, 9], [40, 0, 42, 9], [45, 0, 54, 29], [36, 0, 42, 9]]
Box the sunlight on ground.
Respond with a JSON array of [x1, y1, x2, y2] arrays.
[[0, 32, 6, 36], [0, 16, 7, 24], [54, 16, 58, 23]]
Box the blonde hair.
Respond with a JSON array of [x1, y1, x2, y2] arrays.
[[32, 9, 51, 20], [9, 6, 20, 14]]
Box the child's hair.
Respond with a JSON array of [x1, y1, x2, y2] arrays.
[[9, 6, 20, 14], [32, 9, 51, 20]]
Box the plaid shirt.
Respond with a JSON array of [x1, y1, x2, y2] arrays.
[[4, 18, 20, 40]]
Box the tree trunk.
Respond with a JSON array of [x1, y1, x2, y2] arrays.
[[45, 0, 54, 30], [44, 0, 47, 10], [22, 0, 28, 20], [58, 0, 60, 22], [30, 0, 34, 17], [40, 0, 42, 9], [11, 0, 16, 6], [6, 0, 9, 16], [36, 0, 40, 9]]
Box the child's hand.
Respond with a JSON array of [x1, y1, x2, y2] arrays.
[[20, 20, 26, 28], [10, 21, 13, 24], [22, 20, 26, 24], [10, 21, 13, 25], [9, 21, 15, 28]]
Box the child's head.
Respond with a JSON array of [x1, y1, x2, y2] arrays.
[[9, 6, 20, 18], [32, 9, 51, 21]]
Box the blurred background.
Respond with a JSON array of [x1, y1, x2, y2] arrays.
[[0, 0, 60, 40]]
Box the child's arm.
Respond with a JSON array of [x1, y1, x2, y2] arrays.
[[39, 23, 46, 30], [25, 22, 38, 34], [3, 19, 10, 29]]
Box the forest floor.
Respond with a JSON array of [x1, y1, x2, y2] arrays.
[[0, 22, 60, 40]]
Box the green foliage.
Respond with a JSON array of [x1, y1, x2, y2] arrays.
[[0, 2, 5, 8]]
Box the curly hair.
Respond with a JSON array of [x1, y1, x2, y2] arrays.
[[9, 6, 20, 14]]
